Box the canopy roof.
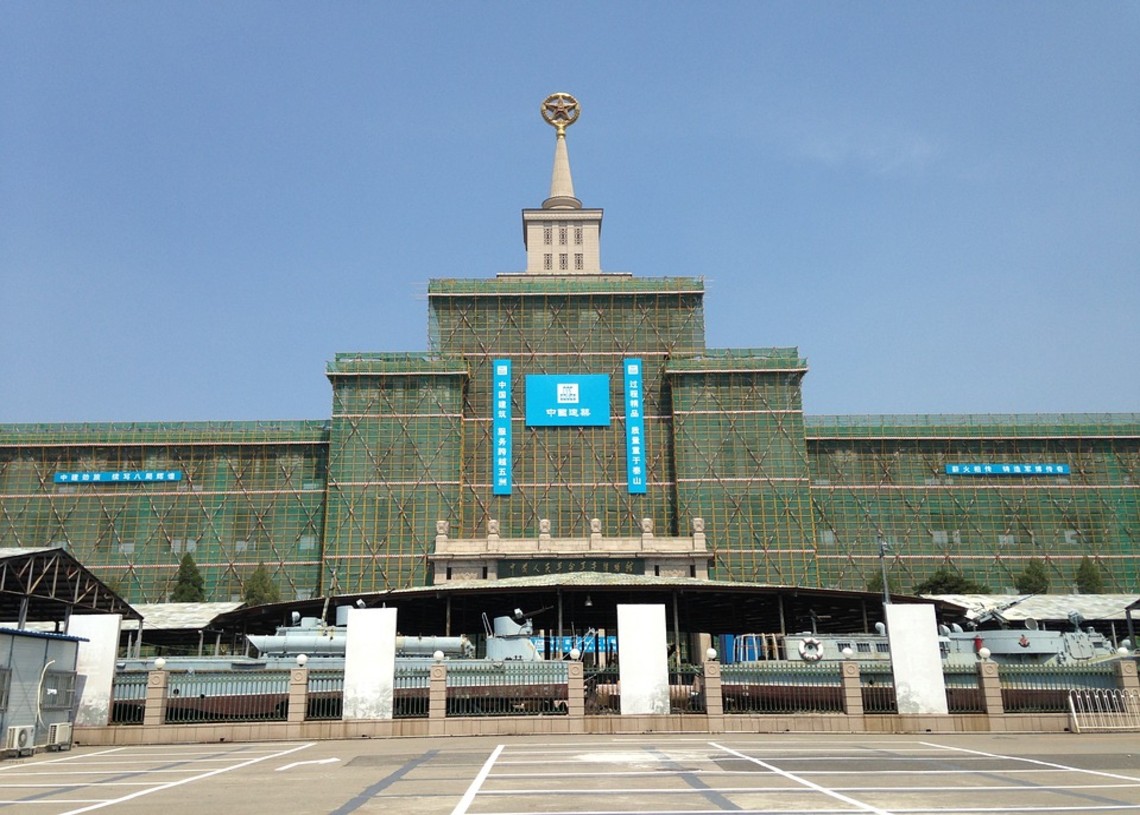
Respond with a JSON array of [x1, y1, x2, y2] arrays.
[[213, 574, 970, 639], [0, 547, 140, 623]]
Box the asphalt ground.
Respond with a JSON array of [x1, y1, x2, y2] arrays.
[[1, 732, 1139, 815]]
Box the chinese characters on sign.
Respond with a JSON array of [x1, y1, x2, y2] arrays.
[[945, 464, 1071, 476], [624, 358, 647, 494], [524, 374, 611, 426], [492, 359, 513, 495], [497, 558, 645, 578], [53, 471, 183, 484]]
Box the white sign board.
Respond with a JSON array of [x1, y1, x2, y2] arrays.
[[617, 604, 670, 715], [886, 603, 948, 715], [342, 608, 397, 720], [70, 614, 122, 727]]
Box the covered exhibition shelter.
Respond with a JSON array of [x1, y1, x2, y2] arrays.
[[212, 574, 971, 658], [0, 547, 141, 630]]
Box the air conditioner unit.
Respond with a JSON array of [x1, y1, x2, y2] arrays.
[[46, 722, 72, 751], [5, 725, 35, 757]]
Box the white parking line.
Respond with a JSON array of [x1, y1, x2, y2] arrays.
[[450, 744, 503, 815], [922, 742, 1140, 784], [0, 748, 126, 773], [710, 741, 897, 815], [54, 742, 315, 815]]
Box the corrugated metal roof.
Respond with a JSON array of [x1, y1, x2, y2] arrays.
[[122, 602, 245, 631], [0, 627, 85, 642], [924, 594, 1140, 622]]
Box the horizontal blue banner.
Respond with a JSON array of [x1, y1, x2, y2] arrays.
[[945, 464, 1070, 476], [525, 374, 611, 427], [54, 470, 183, 484], [530, 635, 618, 654]]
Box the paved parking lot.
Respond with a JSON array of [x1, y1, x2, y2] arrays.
[[2, 733, 1140, 814]]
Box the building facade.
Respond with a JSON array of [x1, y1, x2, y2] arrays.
[[1, 96, 1137, 602]]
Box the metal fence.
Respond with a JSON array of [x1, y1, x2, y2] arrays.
[[942, 665, 985, 713], [445, 661, 569, 716], [394, 665, 431, 719], [999, 664, 1117, 713], [164, 669, 291, 723], [305, 669, 343, 721], [858, 665, 897, 713], [109, 672, 148, 724], [1069, 688, 1140, 733], [721, 662, 844, 714], [584, 666, 621, 714], [670, 665, 706, 714]]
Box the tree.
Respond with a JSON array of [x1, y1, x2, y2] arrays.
[[912, 567, 990, 595], [1075, 556, 1105, 594], [243, 562, 281, 606], [866, 570, 903, 596], [171, 552, 205, 602], [1015, 558, 1050, 594]]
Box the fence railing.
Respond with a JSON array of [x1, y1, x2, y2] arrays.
[[584, 666, 621, 714], [164, 670, 291, 723], [109, 671, 148, 725], [857, 665, 897, 713], [1069, 688, 1140, 732], [670, 665, 705, 713], [103, 658, 1137, 729], [394, 666, 431, 719], [1000, 663, 1117, 713], [721, 662, 844, 714], [942, 664, 985, 714], [444, 661, 569, 717], [306, 669, 343, 721]]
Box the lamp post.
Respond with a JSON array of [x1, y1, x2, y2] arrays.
[[878, 535, 891, 605]]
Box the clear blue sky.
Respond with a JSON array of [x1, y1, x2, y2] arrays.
[[2, 4, 1138, 423]]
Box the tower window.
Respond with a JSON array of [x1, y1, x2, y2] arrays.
[[574, 253, 583, 270], [559, 227, 567, 245], [574, 227, 582, 245], [559, 253, 568, 270], [544, 253, 552, 271], [543, 227, 552, 245]]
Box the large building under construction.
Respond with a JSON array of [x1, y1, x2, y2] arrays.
[[2, 95, 1137, 604]]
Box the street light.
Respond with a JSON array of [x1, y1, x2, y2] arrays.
[[878, 535, 891, 605]]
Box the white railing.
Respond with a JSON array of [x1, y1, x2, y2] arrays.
[[1068, 688, 1140, 733]]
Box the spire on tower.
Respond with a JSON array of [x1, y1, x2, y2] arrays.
[[523, 93, 603, 275], [541, 93, 582, 210]]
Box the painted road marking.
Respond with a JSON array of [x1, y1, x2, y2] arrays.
[[450, 744, 503, 815], [710, 741, 897, 815], [276, 757, 341, 772], [54, 742, 315, 815], [922, 742, 1140, 784]]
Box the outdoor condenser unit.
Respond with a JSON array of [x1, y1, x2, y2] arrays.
[[5, 725, 35, 757], [46, 722, 72, 751]]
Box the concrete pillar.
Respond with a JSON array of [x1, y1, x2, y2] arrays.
[[429, 663, 447, 736], [702, 661, 724, 732], [71, 614, 123, 727], [1114, 659, 1139, 694], [143, 669, 168, 727], [977, 660, 1004, 716], [567, 661, 585, 722], [840, 660, 863, 716], [287, 668, 309, 724]]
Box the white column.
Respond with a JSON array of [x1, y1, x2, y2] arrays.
[[70, 614, 123, 727], [886, 604, 948, 715], [617, 604, 669, 715], [342, 608, 397, 720]]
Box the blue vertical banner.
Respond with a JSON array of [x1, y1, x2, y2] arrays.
[[624, 358, 647, 494], [492, 359, 512, 495]]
